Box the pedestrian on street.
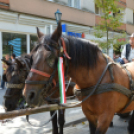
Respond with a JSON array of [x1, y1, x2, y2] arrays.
[[113, 52, 122, 63], [0, 54, 10, 90], [120, 33, 134, 64], [11, 53, 16, 63]]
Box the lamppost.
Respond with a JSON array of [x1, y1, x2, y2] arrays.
[[55, 9, 62, 25]]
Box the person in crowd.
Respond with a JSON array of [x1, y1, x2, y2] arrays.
[[11, 53, 16, 63], [113, 52, 122, 63], [120, 33, 134, 64], [0, 54, 10, 90]]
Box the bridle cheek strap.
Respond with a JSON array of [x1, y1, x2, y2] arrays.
[[30, 68, 56, 87], [61, 38, 71, 59]]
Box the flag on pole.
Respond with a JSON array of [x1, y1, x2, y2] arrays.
[[58, 57, 66, 104]]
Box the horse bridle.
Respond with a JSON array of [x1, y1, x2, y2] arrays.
[[25, 37, 71, 99]]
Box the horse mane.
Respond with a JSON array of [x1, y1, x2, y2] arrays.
[[31, 35, 101, 69], [66, 36, 101, 69]]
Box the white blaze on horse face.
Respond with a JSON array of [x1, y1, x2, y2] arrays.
[[33, 46, 44, 65]]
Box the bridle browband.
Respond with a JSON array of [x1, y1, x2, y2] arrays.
[[30, 68, 56, 87]]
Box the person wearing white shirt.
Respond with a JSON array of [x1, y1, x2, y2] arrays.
[[121, 33, 134, 64]]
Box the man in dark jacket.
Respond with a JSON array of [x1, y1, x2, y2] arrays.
[[121, 33, 134, 64]]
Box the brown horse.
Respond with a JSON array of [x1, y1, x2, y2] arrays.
[[2, 54, 74, 134], [23, 22, 134, 134]]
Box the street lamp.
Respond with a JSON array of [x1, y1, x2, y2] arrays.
[[55, 9, 62, 25]]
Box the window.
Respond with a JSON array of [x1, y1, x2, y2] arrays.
[[95, 4, 99, 14], [2, 32, 26, 58], [95, 4, 102, 15], [74, 0, 80, 9], [68, 0, 80, 9], [68, 0, 71, 6]]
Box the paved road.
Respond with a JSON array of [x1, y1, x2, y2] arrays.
[[0, 89, 132, 134]]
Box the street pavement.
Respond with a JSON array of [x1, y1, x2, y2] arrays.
[[0, 89, 132, 134]]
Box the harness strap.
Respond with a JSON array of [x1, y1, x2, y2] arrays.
[[122, 66, 133, 91], [31, 68, 51, 77], [120, 95, 134, 113], [74, 83, 133, 98], [30, 68, 56, 87], [103, 54, 114, 82], [25, 81, 48, 85], [61, 38, 71, 59]]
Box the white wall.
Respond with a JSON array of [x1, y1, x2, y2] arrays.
[[125, 8, 133, 24]]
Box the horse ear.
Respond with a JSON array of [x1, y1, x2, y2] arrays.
[[15, 57, 25, 68], [36, 27, 44, 39], [51, 21, 62, 42], [1, 59, 12, 66]]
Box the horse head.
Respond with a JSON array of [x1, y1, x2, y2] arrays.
[[23, 22, 64, 107], [2, 55, 31, 111]]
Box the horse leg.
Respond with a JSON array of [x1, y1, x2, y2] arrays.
[[95, 113, 114, 134], [88, 120, 96, 134], [58, 109, 65, 134], [50, 110, 58, 134], [82, 110, 97, 134], [128, 111, 134, 134]]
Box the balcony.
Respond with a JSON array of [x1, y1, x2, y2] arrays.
[[10, 0, 95, 27], [126, 0, 134, 10]]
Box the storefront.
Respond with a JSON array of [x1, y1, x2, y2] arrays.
[[0, 31, 38, 77], [0, 10, 90, 77]]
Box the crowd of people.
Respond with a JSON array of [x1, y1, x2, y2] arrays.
[[0, 53, 16, 90]]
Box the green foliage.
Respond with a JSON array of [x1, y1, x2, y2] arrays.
[[94, 0, 125, 54], [113, 32, 128, 54]]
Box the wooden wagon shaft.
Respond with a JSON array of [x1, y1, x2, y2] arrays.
[[0, 102, 80, 120]]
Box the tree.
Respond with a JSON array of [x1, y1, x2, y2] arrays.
[[94, 0, 125, 54]]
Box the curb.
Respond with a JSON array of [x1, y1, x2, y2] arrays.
[[46, 117, 87, 133]]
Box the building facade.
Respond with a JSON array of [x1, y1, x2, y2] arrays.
[[0, 0, 134, 77]]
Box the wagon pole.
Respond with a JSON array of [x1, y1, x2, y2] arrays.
[[0, 102, 80, 120]]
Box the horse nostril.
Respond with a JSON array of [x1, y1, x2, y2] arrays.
[[28, 91, 36, 102]]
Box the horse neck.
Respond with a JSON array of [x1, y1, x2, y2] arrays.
[[67, 52, 108, 89]]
